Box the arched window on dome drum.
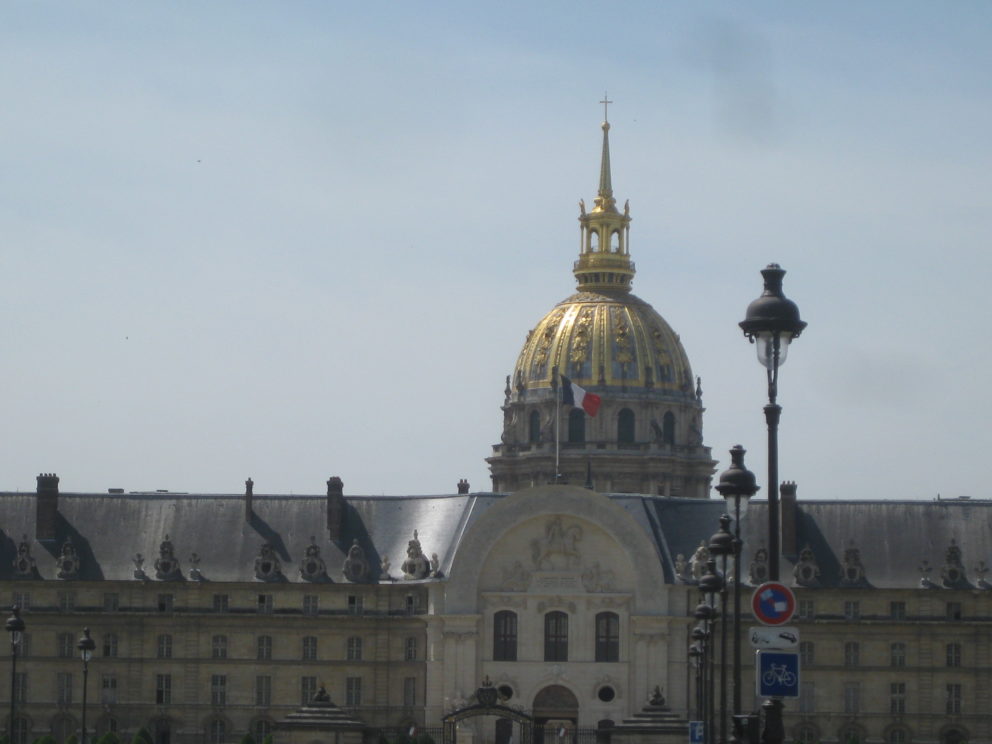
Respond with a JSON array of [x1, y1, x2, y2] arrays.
[[595, 612, 619, 662], [568, 408, 585, 443], [493, 610, 517, 661], [529, 410, 541, 443], [544, 611, 568, 662], [617, 408, 635, 444], [662, 411, 676, 445], [611, 230, 620, 252], [590, 230, 600, 252]]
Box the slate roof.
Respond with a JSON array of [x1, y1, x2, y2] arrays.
[[2, 488, 990, 590]]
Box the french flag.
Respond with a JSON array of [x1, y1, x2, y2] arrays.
[[561, 375, 601, 417]]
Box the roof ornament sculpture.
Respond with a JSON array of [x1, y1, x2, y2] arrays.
[[430, 552, 442, 578], [839, 541, 869, 587], [56, 537, 81, 579], [380, 554, 392, 581], [793, 544, 821, 588], [919, 559, 937, 589], [689, 541, 710, 583], [299, 537, 328, 582], [154, 535, 182, 581], [673, 553, 690, 583], [748, 546, 769, 586], [941, 539, 971, 589], [342, 539, 370, 583], [254, 542, 283, 582], [975, 560, 991, 590], [401, 530, 430, 580], [13, 535, 37, 578], [188, 552, 203, 581], [133, 553, 148, 581]]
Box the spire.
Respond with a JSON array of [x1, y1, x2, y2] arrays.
[[574, 99, 634, 293], [596, 93, 615, 210]]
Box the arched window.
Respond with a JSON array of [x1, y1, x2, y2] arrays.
[[153, 719, 171, 744], [591, 231, 600, 252], [493, 610, 517, 661], [840, 726, 864, 744], [611, 231, 620, 251], [943, 729, 967, 744], [208, 718, 226, 744], [52, 716, 75, 744], [595, 612, 619, 662], [529, 411, 541, 443], [11, 716, 29, 744], [544, 611, 568, 662], [568, 408, 585, 443], [886, 728, 909, 744], [495, 719, 513, 744], [617, 409, 635, 444], [662, 411, 675, 445], [794, 726, 818, 744], [252, 719, 272, 743]]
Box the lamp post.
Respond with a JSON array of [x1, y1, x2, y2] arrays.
[[708, 517, 733, 743], [698, 560, 723, 744], [739, 265, 805, 744], [714, 445, 759, 718], [77, 628, 95, 744], [688, 644, 703, 722], [6, 607, 26, 744]]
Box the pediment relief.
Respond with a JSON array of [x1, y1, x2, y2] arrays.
[[531, 516, 583, 570]]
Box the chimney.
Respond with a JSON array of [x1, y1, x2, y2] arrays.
[[244, 478, 254, 520], [326, 477, 344, 539], [36, 473, 60, 541], [780, 481, 798, 559], [457, 479, 470, 494]]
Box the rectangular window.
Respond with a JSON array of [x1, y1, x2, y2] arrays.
[[403, 677, 416, 707], [347, 637, 363, 661], [797, 599, 815, 620], [103, 593, 120, 612], [303, 636, 318, 661], [212, 635, 228, 659], [798, 681, 814, 713], [58, 591, 75, 611], [17, 633, 30, 658], [13, 672, 27, 704], [493, 611, 518, 662], [348, 595, 364, 615], [158, 594, 173, 612], [544, 611, 568, 662], [213, 594, 229, 613], [12, 592, 30, 611], [257, 594, 273, 614], [890, 682, 906, 714], [346, 676, 362, 706], [799, 641, 814, 665], [257, 635, 272, 661], [595, 612, 620, 662], [843, 682, 860, 714], [947, 642, 962, 667], [843, 600, 860, 620], [211, 675, 227, 706], [405, 637, 418, 661], [157, 634, 173, 659], [405, 594, 417, 614], [301, 676, 317, 706], [844, 641, 860, 667], [947, 602, 962, 621], [102, 633, 119, 658], [101, 675, 118, 704], [57, 632, 74, 658], [890, 601, 906, 620], [890, 642, 906, 667], [303, 595, 319, 616], [946, 683, 962, 714], [156, 674, 172, 705], [57, 672, 73, 705], [256, 676, 272, 707]]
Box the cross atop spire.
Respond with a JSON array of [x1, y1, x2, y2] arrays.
[[600, 92, 613, 123]]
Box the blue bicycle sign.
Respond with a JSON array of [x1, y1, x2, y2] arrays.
[[756, 650, 800, 698]]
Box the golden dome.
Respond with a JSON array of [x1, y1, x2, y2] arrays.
[[514, 289, 694, 394]]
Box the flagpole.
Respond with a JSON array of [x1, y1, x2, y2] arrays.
[[554, 368, 561, 482]]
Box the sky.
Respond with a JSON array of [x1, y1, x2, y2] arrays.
[[2, 1, 990, 500]]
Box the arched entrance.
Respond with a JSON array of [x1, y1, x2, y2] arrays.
[[443, 680, 533, 744], [532, 685, 579, 744]]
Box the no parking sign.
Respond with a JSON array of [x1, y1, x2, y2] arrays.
[[751, 582, 796, 626]]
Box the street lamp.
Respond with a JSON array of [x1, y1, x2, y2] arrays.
[[698, 561, 723, 744], [708, 517, 733, 743], [739, 263, 806, 581], [6, 607, 26, 744], [77, 628, 95, 744], [739, 265, 805, 744], [714, 445, 759, 718]]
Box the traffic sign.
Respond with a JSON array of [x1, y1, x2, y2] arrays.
[[688, 721, 704, 744], [749, 626, 799, 649], [756, 650, 800, 698], [751, 582, 796, 626]]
